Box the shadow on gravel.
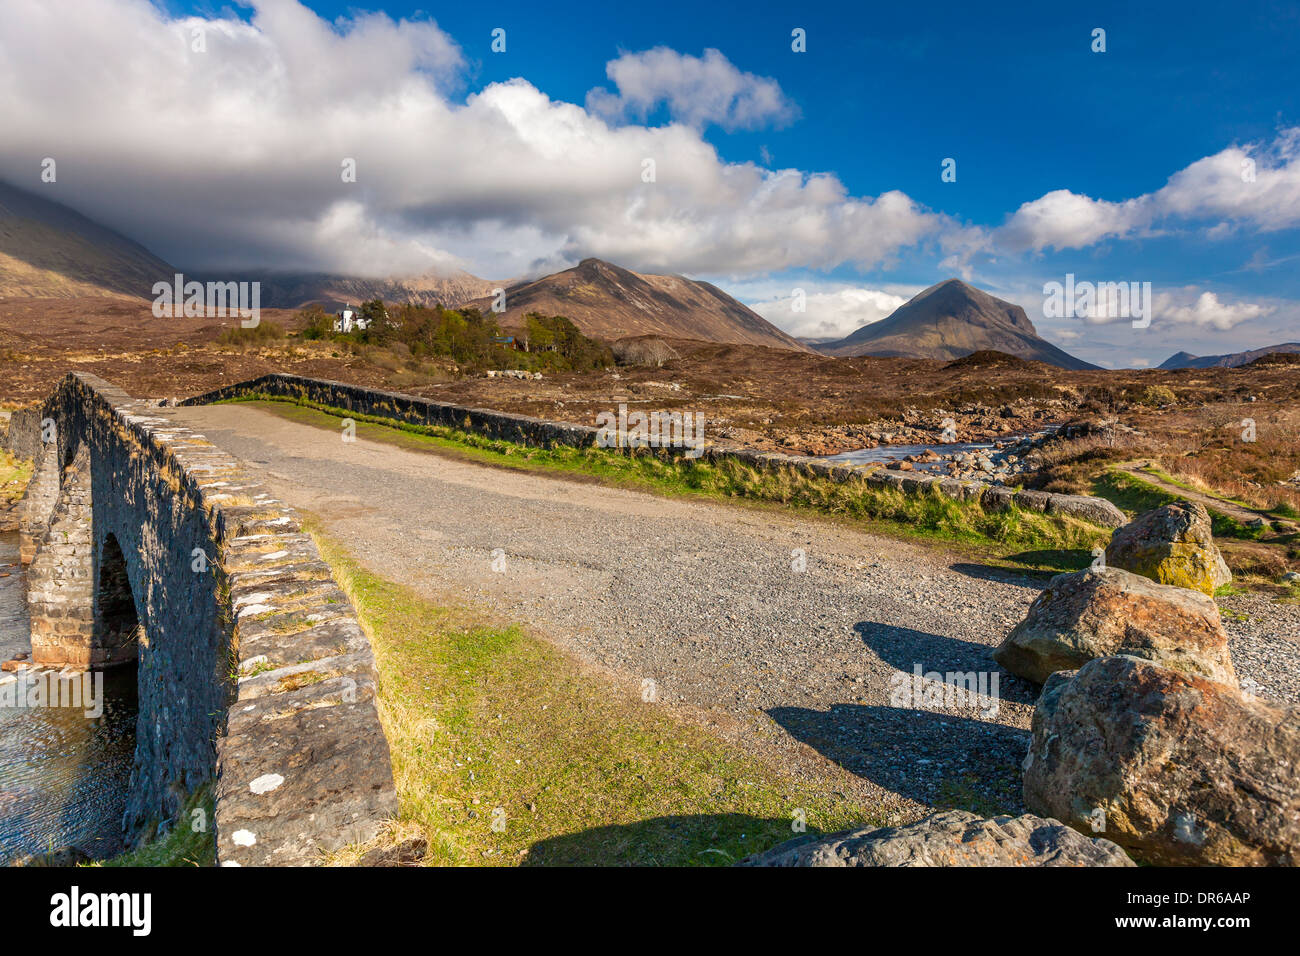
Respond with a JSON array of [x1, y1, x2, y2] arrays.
[[856, 621, 997, 675], [1006, 548, 1092, 568], [521, 813, 792, 867], [856, 621, 1040, 706], [768, 703, 1029, 814], [947, 562, 1043, 585]]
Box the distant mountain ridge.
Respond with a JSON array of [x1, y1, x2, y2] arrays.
[[465, 258, 810, 351], [250, 270, 499, 310], [0, 180, 177, 299], [1157, 343, 1300, 369], [0, 184, 810, 352], [0, 183, 1115, 366], [816, 279, 1099, 370]]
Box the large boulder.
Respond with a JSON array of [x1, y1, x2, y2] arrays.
[[993, 567, 1237, 687], [740, 809, 1133, 867], [1104, 500, 1231, 595], [1023, 655, 1300, 866]]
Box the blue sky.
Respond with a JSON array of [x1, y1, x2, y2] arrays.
[[7, 0, 1300, 366]]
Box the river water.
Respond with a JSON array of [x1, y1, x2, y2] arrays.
[[0, 530, 137, 865], [821, 437, 1011, 470]]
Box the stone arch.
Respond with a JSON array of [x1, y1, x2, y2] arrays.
[[93, 531, 142, 667]]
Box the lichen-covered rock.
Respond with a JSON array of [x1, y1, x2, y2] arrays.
[[1023, 655, 1300, 866], [739, 809, 1133, 867], [1104, 500, 1231, 595], [993, 567, 1236, 686]]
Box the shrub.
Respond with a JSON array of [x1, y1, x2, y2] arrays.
[[612, 336, 681, 367], [1136, 384, 1177, 406], [215, 320, 284, 346]]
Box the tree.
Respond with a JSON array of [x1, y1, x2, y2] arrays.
[[358, 299, 390, 343]]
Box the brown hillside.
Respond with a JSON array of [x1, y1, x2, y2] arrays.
[[0, 180, 176, 300], [466, 258, 809, 352]]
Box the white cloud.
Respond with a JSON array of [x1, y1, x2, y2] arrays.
[[1154, 129, 1300, 230], [586, 47, 797, 131], [996, 128, 1300, 253], [749, 286, 908, 340], [0, 0, 951, 282], [999, 190, 1152, 253], [1153, 290, 1272, 331]]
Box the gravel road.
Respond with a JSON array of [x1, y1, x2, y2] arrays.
[[174, 403, 1300, 821]]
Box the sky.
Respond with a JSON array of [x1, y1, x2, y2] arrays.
[[1, 0, 1298, 367]]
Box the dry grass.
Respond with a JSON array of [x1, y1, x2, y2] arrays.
[[0, 449, 33, 509]]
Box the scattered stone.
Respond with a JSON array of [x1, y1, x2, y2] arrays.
[[740, 809, 1133, 867], [485, 370, 543, 381], [1105, 501, 1231, 595], [994, 567, 1237, 687], [1024, 655, 1300, 866]]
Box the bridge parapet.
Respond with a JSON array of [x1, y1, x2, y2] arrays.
[[184, 373, 1127, 528], [2, 373, 397, 864]]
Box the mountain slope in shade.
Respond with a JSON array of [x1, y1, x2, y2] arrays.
[[0, 180, 177, 299], [1157, 343, 1300, 369], [819, 278, 1099, 370], [251, 270, 499, 310], [466, 258, 810, 351]]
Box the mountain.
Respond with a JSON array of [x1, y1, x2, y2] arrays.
[[1157, 343, 1300, 369], [0, 179, 496, 310], [817, 279, 1099, 370], [465, 258, 810, 351], [0, 180, 176, 299], [251, 270, 498, 310]]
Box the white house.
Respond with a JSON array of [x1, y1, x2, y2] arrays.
[[334, 306, 370, 333]]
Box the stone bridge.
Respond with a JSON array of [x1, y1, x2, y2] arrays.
[[4, 373, 396, 865]]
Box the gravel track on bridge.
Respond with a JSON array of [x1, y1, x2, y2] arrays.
[[174, 403, 1300, 821]]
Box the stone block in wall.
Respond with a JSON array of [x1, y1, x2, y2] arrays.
[[900, 474, 939, 494], [1045, 493, 1127, 529], [871, 470, 906, 490], [216, 669, 398, 865], [981, 485, 1016, 512], [1013, 488, 1053, 513]]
